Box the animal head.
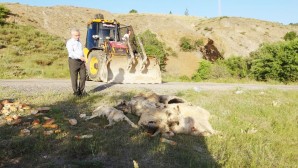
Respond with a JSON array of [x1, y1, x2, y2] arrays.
[[165, 105, 180, 122], [115, 100, 131, 113]]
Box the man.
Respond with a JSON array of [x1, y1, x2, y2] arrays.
[[122, 29, 131, 41], [66, 28, 86, 96]]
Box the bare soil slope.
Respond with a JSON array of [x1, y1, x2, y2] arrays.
[[3, 3, 298, 76]]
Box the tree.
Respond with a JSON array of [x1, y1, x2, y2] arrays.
[[184, 8, 189, 16], [169, 11, 172, 14], [129, 9, 138, 14]]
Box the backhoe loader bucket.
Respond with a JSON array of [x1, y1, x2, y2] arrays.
[[107, 55, 161, 84]]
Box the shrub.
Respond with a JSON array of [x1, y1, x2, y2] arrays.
[[0, 5, 10, 25], [209, 61, 231, 79], [192, 60, 212, 81], [179, 37, 195, 51], [179, 75, 191, 82], [129, 9, 138, 13], [223, 56, 250, 78], [250, 39, 298, 83], [284, 31, 297, 41], [194, 39, 204, 48], [179, 37, 204, 52], [138, 30, 168, 71]]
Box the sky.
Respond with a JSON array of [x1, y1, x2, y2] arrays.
[[0, 0, 297, 25]]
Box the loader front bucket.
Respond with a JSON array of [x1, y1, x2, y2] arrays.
[[107, 55, 162, 84]]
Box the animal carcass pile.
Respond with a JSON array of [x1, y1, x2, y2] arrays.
[[85, 92, 217, 141]]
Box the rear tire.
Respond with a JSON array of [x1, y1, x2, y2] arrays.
[[87, 50, 107, 82]]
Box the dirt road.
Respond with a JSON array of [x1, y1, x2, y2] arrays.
[[0, 79, 297, 95]]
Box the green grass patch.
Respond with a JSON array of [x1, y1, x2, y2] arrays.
[[0, 88, 297, 167], [0, 24, 68, 79]]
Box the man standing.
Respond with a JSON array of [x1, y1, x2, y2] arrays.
[[66, 28, 86, 96]]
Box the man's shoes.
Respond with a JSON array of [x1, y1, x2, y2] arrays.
[[73, 90, 88, 97], [73, 91, 80, 96], [79, 91, 89, 97]]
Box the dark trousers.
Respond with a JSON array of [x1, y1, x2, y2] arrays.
[[68, 58, 86, 94]]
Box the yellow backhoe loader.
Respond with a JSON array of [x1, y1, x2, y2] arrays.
[[83, 14, 161, 83]]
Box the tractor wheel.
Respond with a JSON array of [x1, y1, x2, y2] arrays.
[[87, 50, 108, 82]]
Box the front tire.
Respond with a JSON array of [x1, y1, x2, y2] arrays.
[[87, 50, 107, 82]]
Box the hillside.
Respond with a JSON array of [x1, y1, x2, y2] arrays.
[[2, 3, 298, 76]]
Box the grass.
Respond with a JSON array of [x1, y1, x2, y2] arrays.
[[0, 24, 68, 79], [0, 87, 297, 167], [162, 73, 298, 85]]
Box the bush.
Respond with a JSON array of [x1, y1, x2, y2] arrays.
[[250, 39, 298, 83], [179, 37, 204, 52], [223, 56, 250, 78], [179, 37, 195, 51], [138, 30, 168, 71], [194, 39, 204, 48], [129, 9, 138, 13], [0, 5, 10, 25], [284, 31, 297, 41], [209, 61, 231, 79], [192, 60, 212, 81]]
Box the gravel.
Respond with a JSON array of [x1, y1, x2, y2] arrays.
[[0, 79, 297, 95]]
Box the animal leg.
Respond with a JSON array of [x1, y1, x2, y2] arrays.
[[123, 116, 139, 129], [104, 119, 115, 128], [85, 115, 98, 121], [151, 129, 161, 137]]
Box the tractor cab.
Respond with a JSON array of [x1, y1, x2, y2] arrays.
[[85, 19, 132, 56]]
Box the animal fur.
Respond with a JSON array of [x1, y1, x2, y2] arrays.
[[137, 105, 180, 137], [95, 91, 217, 137], [85, 105, 139, 129], [167, 103, 216, 136]]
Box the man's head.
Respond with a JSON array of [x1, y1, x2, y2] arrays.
[[71, 28, 80, 41]]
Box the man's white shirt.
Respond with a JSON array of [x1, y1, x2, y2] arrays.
[[66, 38, 83, 59]]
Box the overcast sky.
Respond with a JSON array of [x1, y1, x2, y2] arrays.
[[1, 0, 297, 24]]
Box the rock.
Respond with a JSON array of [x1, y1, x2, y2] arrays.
[[43, 118, 55, 125], [1, 99, 10, 105], [32, 119, 40, 126], [37, 107, 51, 112], [0, 118, 6, 126], [193, 86, 201, 92], [68, 119, 77, 125], [235, 90, 244, 94], [75, 134, 93, 139], [5, 116, 14, 122], [31, 109, 39, 115], [20, 129, 31, 136], [79, 113, 86, 118], [42, 124, 58, 129], [44, 130, 54, 136], [22, 104, 31, 110], [10, 118, 22, 125]]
